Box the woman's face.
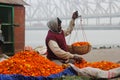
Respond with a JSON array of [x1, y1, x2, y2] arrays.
[[58, 23, 62, 32]]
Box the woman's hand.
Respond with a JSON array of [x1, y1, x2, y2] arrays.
[[73, 55, 83, 63], [72, 11, 78, 20]]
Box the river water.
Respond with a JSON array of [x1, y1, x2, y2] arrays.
[[25, 30, 120, 48]]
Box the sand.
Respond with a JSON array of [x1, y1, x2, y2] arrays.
[[81, 48, 120, 63]]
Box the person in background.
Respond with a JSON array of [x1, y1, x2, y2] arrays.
[[0, 19, 4, 54], [45, 11, 83, 65]]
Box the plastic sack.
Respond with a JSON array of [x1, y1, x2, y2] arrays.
[[69, 63, 120, 79]]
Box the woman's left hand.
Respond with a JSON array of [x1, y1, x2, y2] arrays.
[[73, 55, 83, 63]]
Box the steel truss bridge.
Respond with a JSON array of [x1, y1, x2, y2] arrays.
[[25, 0, 120, 30]]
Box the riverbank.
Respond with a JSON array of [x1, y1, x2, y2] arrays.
[[34, 45, 120, 63], [81, 48, 120, 63], [1, 46, 120, 63]]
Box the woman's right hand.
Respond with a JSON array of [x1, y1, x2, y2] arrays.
[[73, 55, 83, 63]]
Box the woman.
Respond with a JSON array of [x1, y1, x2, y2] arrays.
[[45, 11, 83, 65]]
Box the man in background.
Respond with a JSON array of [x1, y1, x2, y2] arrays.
[[0, 19, 4, 54]]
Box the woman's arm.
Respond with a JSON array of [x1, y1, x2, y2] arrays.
[[63, 19, 75, 36], [63, 11, 78, 36], [48, 40, 74, 59]]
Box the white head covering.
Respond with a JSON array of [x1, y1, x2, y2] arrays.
[[47, 17, 61, 33]]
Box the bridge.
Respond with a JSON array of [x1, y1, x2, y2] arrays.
[[25, 0, 120, 30]]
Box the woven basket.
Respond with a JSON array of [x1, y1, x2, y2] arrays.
[[72, 44, 91, 55], [67, 45, 74, 54]]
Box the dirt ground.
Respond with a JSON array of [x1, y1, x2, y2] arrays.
[[81, 48, 120, 63]]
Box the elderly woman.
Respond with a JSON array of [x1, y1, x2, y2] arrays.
[[45, 11, 83, 65]]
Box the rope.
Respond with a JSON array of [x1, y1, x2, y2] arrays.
[[73, 24, 79, 43], [79, 16, 88, 42], [68, 16, 88, 44], [68, 21, 79, 44], [68, 30, 72, 44]]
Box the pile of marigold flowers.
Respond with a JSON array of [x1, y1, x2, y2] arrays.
[[0, 51, 63, 76], [0, 50, 119, 77], [74, 59, 120, 70]]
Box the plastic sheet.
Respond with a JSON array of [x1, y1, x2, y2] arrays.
[[0, 67, 77, 80]]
